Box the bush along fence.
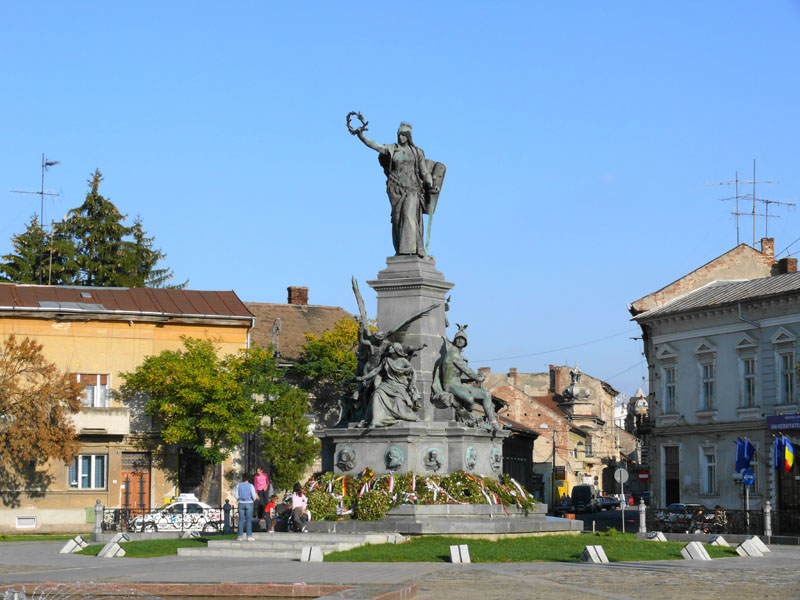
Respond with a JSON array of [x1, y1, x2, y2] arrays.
[[304, 469, 537, 521]]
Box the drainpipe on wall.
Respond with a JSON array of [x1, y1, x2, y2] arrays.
[[738, 302, 761, 329]]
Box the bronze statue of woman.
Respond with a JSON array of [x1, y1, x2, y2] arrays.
[[348, 114, 444, 257]]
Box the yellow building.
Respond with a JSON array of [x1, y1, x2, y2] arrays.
[[0, 284, 253, 533]]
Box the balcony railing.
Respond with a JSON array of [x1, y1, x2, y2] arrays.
[[71, 406, 130, 436]]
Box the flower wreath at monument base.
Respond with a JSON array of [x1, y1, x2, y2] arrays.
[[305, 469, 537, 521]]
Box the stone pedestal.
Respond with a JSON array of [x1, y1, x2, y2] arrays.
[[319, 421, 509, 477], [367, 255, 454, 422]]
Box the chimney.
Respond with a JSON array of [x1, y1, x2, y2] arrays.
[[778, 257, 798, 275], [760, 237, 774, 258], [508, 367, 519, 387], [478, 366, 491, 377], [287, 286, 309, 305]]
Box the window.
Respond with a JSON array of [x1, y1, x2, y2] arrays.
[[68, 454, 107, 489], [663, 367, 677, 413], [741, 357, 757, 408], [700, 448, 716, 495], [700, 362, 715, 410], [778, 352, 795, 405], [73, 374, 109, 408]]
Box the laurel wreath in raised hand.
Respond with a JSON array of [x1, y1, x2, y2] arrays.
[[346, 111, 368, 135]]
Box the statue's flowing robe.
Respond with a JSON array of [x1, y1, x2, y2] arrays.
[[367, 355, 419, 427], [379, 144, 431, 256]]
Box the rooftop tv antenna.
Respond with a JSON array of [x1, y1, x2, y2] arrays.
[[705, 160, 794, 246], [11, 153, 61, 228]]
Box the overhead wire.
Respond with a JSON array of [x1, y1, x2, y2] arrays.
[[474, 328, 639, 363]]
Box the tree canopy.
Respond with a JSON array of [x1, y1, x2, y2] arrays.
[[120, 339, 319, 495], [0, 170, 183, 288], [291, 317, 360, 426], [0, 335, 83, 506]]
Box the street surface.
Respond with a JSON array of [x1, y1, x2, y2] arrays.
[[1, 540, 799, 599]]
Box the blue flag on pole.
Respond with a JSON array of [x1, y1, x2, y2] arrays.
[[735, 438, 756, 472], [774, 435, 784, 471]]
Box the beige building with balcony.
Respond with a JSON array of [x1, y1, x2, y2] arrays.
[[0, 284, 253, 533]]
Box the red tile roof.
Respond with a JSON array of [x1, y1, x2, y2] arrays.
[[0, 283, 253, 320]]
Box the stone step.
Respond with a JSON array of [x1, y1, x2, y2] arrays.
[[176, 532, 404, 559], [209, 532, 403, 545]]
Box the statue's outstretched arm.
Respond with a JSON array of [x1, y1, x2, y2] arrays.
[[357, 131, 386, 153]]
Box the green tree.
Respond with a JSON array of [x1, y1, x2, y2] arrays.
[[0, 335, 83, 506], [1, 216, 80, 286], [261, 386, 320, 490], [290, 317, 360, 426], [2, 170, 183, 288], [120, 339, 319, 498], [0, 216, 49, 284]]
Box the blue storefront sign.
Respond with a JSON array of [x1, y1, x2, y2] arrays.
[[766, 413, 800, 430]]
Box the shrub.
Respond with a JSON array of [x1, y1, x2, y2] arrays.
[[356, 490, 389, 521]]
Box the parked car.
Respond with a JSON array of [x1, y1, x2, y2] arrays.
[[553, 496, 574, 517], [598, 494, 619, 511], [129, 499, 222, 533], [571, 484, 599, 513]]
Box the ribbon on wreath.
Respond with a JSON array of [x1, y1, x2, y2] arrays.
[[411, 473, 416, 491], [358, 480, 370, 498], [388, 474, 394, 493]]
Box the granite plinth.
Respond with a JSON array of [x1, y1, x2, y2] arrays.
[[367, 255, 454, 422], [318, 421, 509, 476], [306, 503, 582, 537]]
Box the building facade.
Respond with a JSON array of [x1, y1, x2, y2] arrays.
[[630, 238, 800, 514], [482, 365, 639, 506], [0, 284, 253, 533]]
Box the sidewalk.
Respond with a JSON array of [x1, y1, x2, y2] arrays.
[[1, 541, 799, 599]]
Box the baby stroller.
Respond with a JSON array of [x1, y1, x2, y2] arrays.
[[272, 494, 308, 532]]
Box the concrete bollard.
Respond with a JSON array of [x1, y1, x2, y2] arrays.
[[763, 501, 772, 539], [59, 535, 88, 554], [92, 499, 103, 541], [581, 545, 609, 563], [708, 535, 729, 546], [449, 544, 471, 564], [736, 538, 764, 557], [638, 499, 647, 534], [646, 531, 667, 542], [97, 534, 129, 558], [300, 546, 323, 562], [680, 541, 711, 561], [746, 536, 770, 553]]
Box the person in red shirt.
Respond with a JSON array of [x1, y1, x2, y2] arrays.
[[263, 494, 278, 533], [254, 467, 270, 520]]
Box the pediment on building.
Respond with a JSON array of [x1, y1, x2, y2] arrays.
[[771, 327, 797, 346], [735, 333, 758, 351], [656, 344, 678, 360], [693, 338, 716, 355]]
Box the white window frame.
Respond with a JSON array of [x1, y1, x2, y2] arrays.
[[75, 374, 110, 408], [741, 356, 757, 408], [699, 445, 717, 495], [777, 350, 796, 405], [662, 366, 677, 414], [699, 361, 715, 411], [68, 454, 107, 489]]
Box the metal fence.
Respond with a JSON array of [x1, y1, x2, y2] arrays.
[[645, 507, 764, 535], [101, 506, 226, 534]]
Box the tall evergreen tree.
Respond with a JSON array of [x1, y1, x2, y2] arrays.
[[0, 216, 49, 284], [0, 216, 76, 285], [66, 170, 134, 287], [128, 216, 185, 288]]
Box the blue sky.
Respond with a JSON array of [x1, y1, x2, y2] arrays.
[[2, 2, 800, 398]]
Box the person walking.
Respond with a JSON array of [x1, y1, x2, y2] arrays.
[[234, 473, 257, 541], [254, 467, 270, 520]]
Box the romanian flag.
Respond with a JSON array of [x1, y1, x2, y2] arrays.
[[785, 437, 796, 474]]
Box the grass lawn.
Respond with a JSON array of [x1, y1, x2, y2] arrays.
[[325, 533, 740, 562], [0, 534, 78, 542]]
